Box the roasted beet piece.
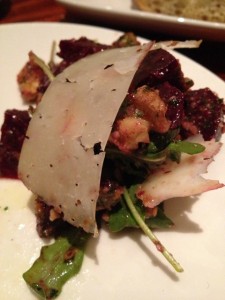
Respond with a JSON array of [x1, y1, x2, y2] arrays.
[[129, 49, 189, 93], [158, 82, 184, 129], [181, 88, 224, 140], [35, 198, 67, 238], [55, 37, 110, 73], [0, 109, 30, 178]]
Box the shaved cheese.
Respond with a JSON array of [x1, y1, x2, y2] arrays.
[[18, 43, 152, 234], [136, 138, 224, 208], [153, 40, 202, 50]]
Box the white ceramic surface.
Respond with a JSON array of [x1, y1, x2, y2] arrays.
[[0, 22, 225, 300], [56, 0, 225, 41]]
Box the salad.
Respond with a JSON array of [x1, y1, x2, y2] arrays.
[[0, 30, 224, 300]]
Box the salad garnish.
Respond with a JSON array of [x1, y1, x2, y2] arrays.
[[0, 32, 224, 299], [123, 187, 183, 272], [23, 226, 90, 299]]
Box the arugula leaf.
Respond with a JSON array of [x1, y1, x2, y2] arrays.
[[108, 186, 173, 232], [106, 138, 205, 169], [108, 202, 139, 232], [142, 139, 205, 164], [168, 140, 205, 154], [168, 141, 205, 162], [108, 186, 143, 232], [146, 207, 174, 229], [123, 187, 183, 272], [23, 227, 90, 300], [149, 129, 179, 151]]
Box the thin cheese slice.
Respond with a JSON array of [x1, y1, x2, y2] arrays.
[[18, 43, 152, 234], [136, 138, 224, 208]]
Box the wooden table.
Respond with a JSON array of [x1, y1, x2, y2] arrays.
[[1, 0, 225, 81], [0, 0, 66, 22]]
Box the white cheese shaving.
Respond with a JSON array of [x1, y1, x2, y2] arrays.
[[18, 43, 152, 234], [136, 138, 224, 208]]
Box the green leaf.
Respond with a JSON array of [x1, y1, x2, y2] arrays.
[[123, 187, 183, 272], [108, 203, 139, 232], [146, 142, 158, 153], [168, 141, 205, 155], [23, 227, 90, 300], [108, 186, 144, 232], [167, 141, 205, 163], [146, 207, 174, 229], [149, 129, 179, 151], [108, 186, 173, 232]]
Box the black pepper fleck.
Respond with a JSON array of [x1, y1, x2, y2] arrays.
[[104, 64, 114, 70], [93, 142, 103, 155]]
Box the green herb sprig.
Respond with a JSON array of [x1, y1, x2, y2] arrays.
[[123, 187, 183, 273]]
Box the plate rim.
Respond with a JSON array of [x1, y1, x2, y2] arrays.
[[1, 21, 225, 300], [56, 0, 225, 41]]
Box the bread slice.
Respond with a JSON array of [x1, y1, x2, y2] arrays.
[[133, 0, 187, 16], [133, 0, 225, 22], [184, 0, 225, 22]]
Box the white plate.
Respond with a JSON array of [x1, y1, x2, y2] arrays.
[[56, 0, 225, 41], [0, 22, 225, 300]]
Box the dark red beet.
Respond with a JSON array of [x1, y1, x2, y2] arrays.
[[182, 88, 224, 140], [158, 82, 184, 129], [0, 109, 30, 178], [55, 37, 110, 73], [58, 37, 110, 61], [129, 49, 188, 93]]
